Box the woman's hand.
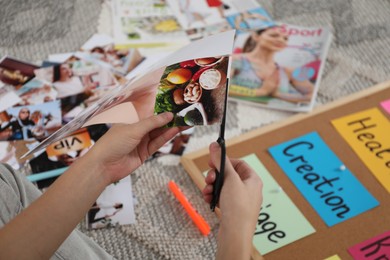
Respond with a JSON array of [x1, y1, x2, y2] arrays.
[[203, 142, 263, 229], [0, 113, 183, 260], [203, 142, 263, 260], [87, 112, 182, 184]]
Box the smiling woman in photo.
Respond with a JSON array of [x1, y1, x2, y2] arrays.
[[52, 63, 87, 98], [231, 26, 315, 104]]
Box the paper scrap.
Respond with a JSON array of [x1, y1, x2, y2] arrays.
[[380, 98, 390, 115], [348, 230, 390, 259], [241, 154, 315, 255], [332, 108, 390, 193], [269, 132, 379, 226]]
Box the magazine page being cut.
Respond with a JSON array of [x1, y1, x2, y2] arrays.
[[24, 30, 235, 157]]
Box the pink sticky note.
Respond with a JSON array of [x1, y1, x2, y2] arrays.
[[380, 99, 390, 115], [348, 230, 390, 259]]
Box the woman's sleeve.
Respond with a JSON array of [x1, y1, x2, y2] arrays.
[[0, 163, 114, 259], [0, 165, 22, 226]]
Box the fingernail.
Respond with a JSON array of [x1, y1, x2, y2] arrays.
[[161, 112, 173, 119], [210, 142, 219, 151]]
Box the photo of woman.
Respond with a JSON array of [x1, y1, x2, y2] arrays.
[[229, 24, 331, 111], [52, 63, 87, 98]]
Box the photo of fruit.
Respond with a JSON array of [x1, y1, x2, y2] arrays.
[[154, 56, 229, 127]]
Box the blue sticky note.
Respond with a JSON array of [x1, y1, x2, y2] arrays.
[[268, 132, 379, 226]]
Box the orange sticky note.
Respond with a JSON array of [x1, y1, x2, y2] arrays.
[[46, 129, 92, 157], [332, 108, 390, 193], [168, 181, 210, 236]]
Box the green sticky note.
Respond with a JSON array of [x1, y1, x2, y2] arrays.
[[242, 154, 315, 255]]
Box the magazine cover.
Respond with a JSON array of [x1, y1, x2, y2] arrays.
[[112, 0, 188, 48], [23, 30, 235, 157], [166, 0, 259, 30], [229, 23, 332, 112]]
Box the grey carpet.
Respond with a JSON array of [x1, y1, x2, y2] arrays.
[[2, 0, 390, 259]]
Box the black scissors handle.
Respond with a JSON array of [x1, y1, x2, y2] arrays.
[[210, 137, 226, 211], [210, 78, 229, 211]]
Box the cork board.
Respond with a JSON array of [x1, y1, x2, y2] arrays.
[[181, 80, 390, 260]]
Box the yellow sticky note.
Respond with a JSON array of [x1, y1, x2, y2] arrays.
[[332, 108, 390, 192], [324, 255, 341, 260]]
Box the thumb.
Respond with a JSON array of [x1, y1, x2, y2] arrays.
[[131, 112, 174, 138], [209, 142, 236, 181]]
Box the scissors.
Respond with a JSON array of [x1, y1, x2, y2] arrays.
[[210, 79, 228, 211]]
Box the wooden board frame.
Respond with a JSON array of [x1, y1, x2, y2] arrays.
[[181, 80, 390, 260]]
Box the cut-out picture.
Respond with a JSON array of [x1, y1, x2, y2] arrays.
[[33, 57, 117, 99], [0, 101, 62, 141], [154, 56, 230, 126], [153, 127, 194, 157], [0, 140, 38, 170], [0, 141, 21, 170], [80, 34, 144, 77], [86, 176, 135, 229], [29, 124, 109, 190], [0, 85, 22, 112], [0, 56, 39, 89], [16, 78, 58, 106]]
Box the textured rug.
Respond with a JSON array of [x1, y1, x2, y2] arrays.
[[2, 0, 390, 259]]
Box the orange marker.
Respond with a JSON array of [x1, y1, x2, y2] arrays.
[[168, 180, 211, 236]]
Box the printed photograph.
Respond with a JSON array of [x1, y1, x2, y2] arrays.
[[0, 139, 38, 170], [86, 176, 135, 229], [33, 57, 117, 99], [0, 85, 22, 112], [80, 34, 144, 76], [154, 56, 229, 127], [153, 127, 194, 157], [0, 101, 62, 142], [16, 78, 58, 106], [0, 141, 22, 170], [29, 124, 109, 190], [0, 56, 39, 89]]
